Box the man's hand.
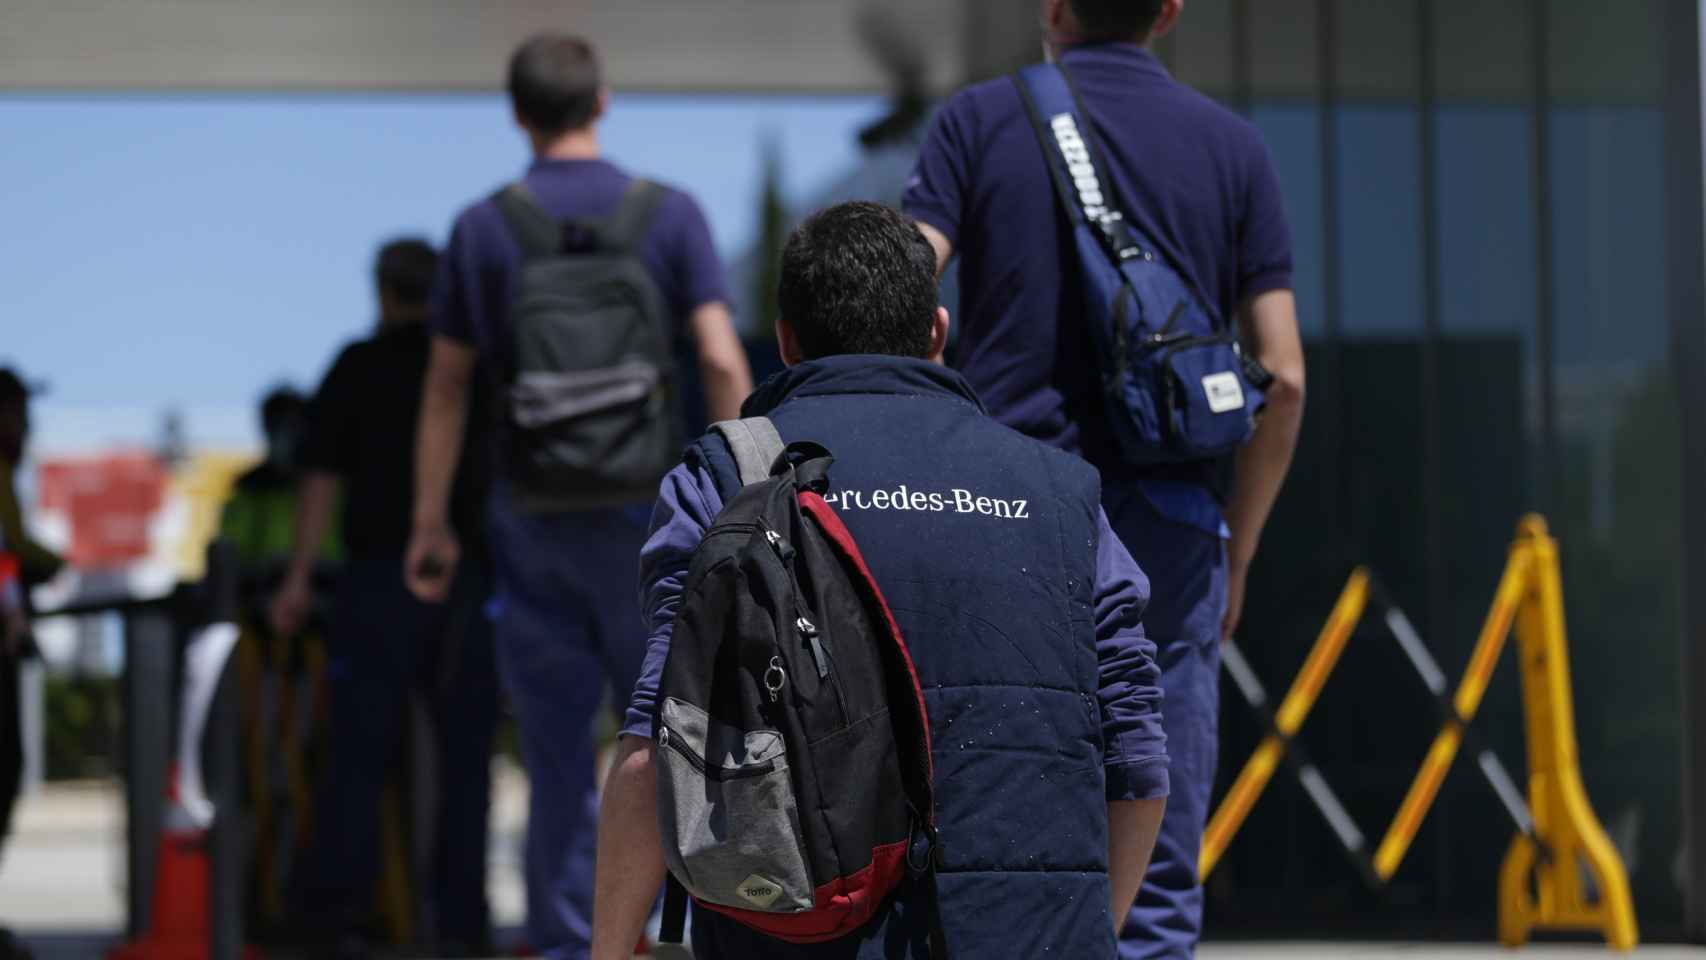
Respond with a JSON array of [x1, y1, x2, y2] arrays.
[[268, 572, 314, 638], [404, 524, 460, 603]]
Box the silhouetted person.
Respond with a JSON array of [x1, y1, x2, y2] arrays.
[[220, 386, 317, 572], [0, 366, 57, 960], [272, 239, 497, 956]]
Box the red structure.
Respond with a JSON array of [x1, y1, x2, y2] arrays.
[[37, 452, 168, 570]]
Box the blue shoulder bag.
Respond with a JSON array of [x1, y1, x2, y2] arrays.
[[1014, 62, 1269, 465]]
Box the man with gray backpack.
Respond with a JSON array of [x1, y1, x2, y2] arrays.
[[591, 202, 1167, 959], [406, 33, 751, 960]]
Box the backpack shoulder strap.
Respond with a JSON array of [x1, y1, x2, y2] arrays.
[[492, 182, 562, 258], [711, 417, 785, 487], [597, 179, 667, 253]]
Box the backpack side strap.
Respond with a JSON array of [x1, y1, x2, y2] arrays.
[[492, 182, 563, 258], [711, 417, 785, 487]]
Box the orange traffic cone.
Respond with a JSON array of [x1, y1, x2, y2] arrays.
[[109, 765, 260, 960]]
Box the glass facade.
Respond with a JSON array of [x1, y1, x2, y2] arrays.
[[1156, 0, 1693, 937]]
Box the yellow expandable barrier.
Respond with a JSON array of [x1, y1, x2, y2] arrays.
[[1201, 515, 1638, 950], [1199, 568, 1368, 880]]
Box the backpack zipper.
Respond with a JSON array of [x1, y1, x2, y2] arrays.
[[761, 520, 848, 722], [658, 722, 780, 781]]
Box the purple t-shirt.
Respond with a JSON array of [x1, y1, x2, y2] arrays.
[[903, 43, 1293, 472], [432, 156, 729, 371]]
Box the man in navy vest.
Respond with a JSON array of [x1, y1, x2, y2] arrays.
[[903, 2, 1307, 955], [591, 202, 1169, 958]]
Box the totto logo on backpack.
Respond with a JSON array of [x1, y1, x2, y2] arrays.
[[492, 179, 682, 511], [1015, 62, 1274, 466], [653, 419, 947, 956]]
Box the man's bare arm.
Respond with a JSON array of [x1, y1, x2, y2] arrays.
[[1223, 289, 1306, 642], [590, 737, 668, 960], [405, 335, 477, 601], [688, 301, 754, 423], [1108, 796, 1166, 930], [915, 220, 954, 278]]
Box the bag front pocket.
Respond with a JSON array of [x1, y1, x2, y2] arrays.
[[1159, 336, 1258, 459], [656, 697, 815, 913]]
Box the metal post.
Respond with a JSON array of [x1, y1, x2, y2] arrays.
[[122, 607, 177, 938], [1666, 0, 1706, 941]]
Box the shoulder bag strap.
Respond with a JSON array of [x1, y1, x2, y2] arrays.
[[1013, 63, 1227, 331], [711, 417, 786, 487]]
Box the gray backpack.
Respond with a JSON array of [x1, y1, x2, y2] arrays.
[[493, 179, 681, 511]]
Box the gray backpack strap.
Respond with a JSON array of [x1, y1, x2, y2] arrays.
[[493, 182, 562, 258], [598, 179, 666, 253], [712, 417, 785, 487]]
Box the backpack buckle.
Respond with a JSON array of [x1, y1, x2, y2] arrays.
[[1094, 212, 1152, 262], [907, 820, 941, 874]]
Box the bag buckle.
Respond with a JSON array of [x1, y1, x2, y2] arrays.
[[1093, 212, 1152, 263], [907, 819, 941, 874]]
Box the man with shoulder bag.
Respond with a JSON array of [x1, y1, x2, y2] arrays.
[[904, 2, 1307, 955]]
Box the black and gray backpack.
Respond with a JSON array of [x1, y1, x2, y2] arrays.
[[654, 418, 946, 956], [492, 179, 681, 511]]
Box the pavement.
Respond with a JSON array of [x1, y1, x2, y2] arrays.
[[0, 765, 533, 954], [3, 779, 1703, 959]]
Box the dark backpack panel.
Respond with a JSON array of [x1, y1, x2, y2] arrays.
[[493, 180, 683, 511]]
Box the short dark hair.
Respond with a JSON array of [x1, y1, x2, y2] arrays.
[[1069, 0, 1166, 42], [259, 386, 307, 435], [778, 202, 939, 360], [507, 33, 602, 136], [374, 237, 438, 305]]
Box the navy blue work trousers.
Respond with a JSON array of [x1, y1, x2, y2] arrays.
[[487, 500, 652, 960], [1105, 481, 1226, 959]]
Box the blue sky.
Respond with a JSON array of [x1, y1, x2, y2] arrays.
[[1, 92, 884, 454]]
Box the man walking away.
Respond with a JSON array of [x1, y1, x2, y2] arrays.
[[591, 202, 1168, 959], [270, 240, 498, 956], [407, 33, 753, 959], [903, 2, 1306, 956]]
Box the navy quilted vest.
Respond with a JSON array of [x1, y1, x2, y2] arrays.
[[686, 356, 1114, 959]]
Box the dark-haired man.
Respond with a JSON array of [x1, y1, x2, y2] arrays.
[[903, 1, 1306, 955], [590, 201, 1168, 959], [407, 33, 752, 959], [273, 239, 498, 955]]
